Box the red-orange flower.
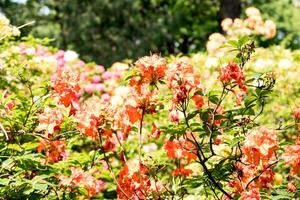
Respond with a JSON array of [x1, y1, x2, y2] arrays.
[[4, 100, 15, 114], [167, 61, 204, 112], [287, 181, 297, 193], [172, 167, 193, 176], [37, 139, 67, 163], [192, 94, 204, 109], [58, 167, 105, 198], [130, 54, 167, 93], [117, 161, 163, 200], [294, 108, 300, 131], [52, 69, 80, 107], [240, 188, 260, 200], [218, 62, 247, 92], [74, 97, 104, 139], [293, 107, 300, 119], [149, 122, 161, 139], [282, 137, 300, 176], [135, 54, 166, 80], [164, 138, 197, 163], [229, 127, 278, 196], [124, 88, 159, 124], [242, 127, 278, 165], [37, 107, 64, 135], [125, 105, 142, 124]]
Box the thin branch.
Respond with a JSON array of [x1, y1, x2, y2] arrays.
[[0, 122, 9, 141]]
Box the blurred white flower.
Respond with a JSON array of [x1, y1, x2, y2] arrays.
[[254, 59, 267, 70], [143, 143, 158, 153], [278, 59, 292, 69], [205, 57, 218, 68], [64, 50, 78, 62]]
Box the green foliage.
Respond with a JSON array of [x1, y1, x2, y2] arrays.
[[0, 0, 220, 65]]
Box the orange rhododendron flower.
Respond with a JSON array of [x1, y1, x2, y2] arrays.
[[37, 139, 67, 163], [167, 60, 204, 113], [282, 137, 300, 176], [172, 167, 193, 177], [192, 94, 204, 109], [294, 107, 300, 119], [52, 69, 80, 107], [240, 188, 260, 200], [287, 181, 297, 193], [218, 63, 247, 98], [135, 54, 167, 84], [229, 127, 278, 196], [117, 161, 164, 200], [58, 167, 105, 198], [37, 106, 64, 135], [125, 105, 142, 124], [242, 127, 278, 165], [149, 122, 161, 139], [164, 138, 197, 163]]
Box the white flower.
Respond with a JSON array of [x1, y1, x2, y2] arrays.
[[64, 50, 78, 62], [205, 57, 218, 68], [278, 59, 292, 69], [254, 59, 267, 70]]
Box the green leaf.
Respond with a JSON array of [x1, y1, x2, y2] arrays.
[[244, 96, 257, 107], [244, 108, 255, 115], [33, 183, 48, 191], [229, 136, 244, 147], [0, 178, 9, 186], [227, 40, 239, 48], [238, 36, 250, 47], [1, 158, 14, 169], [208, 95, 219, 104], [194, 90, 204, 96], [187, 110, 199, 120]]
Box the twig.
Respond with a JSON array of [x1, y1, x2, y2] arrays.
[[98, 135, 131, 199], [0, 122, 9, 141]]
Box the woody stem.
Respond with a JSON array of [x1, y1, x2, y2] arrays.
[[139, 108, 145, 164], [98, 135, 131, 199], [182, 104, 233, 199]]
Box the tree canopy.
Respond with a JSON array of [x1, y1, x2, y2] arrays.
[[0, 0, 299, 65]]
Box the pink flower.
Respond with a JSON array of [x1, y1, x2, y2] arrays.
[[92, 75, 101, 83]]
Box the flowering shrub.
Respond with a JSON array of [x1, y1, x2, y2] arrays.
[[0, 16, 299, 200], [207, 7, 276, 56]]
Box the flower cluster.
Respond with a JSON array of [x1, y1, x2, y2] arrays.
[[58, 167, 105, 198], [0, 15, 20, 39], [52, 69, 81, 108], [167, 60, 204, 111], [222, 7, 276, 39], [37, 138, 67, 164], [218, 62, 247, 105], [117, 161, 163, 199], [36, 106, 67, 164], [294, 107, 300, 131], [207, 7, 276, 55], [229, 127, 278, 198], [206, 33, 226, 55], [74, 96, 104, 139], [130, 54, 167, 93], [282, 137, 300, 176], [219, 63, 246, 91], [36, 106, 64, 135], [73, 96, 129, 151], [164, 138, 197, 176]]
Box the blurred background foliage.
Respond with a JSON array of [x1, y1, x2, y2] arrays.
[[0, 0, 299, 65]]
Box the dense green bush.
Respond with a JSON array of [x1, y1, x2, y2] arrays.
[[0, 15, 299, 199]]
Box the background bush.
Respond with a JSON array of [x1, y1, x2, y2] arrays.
[[1, 0, 299, 65]]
